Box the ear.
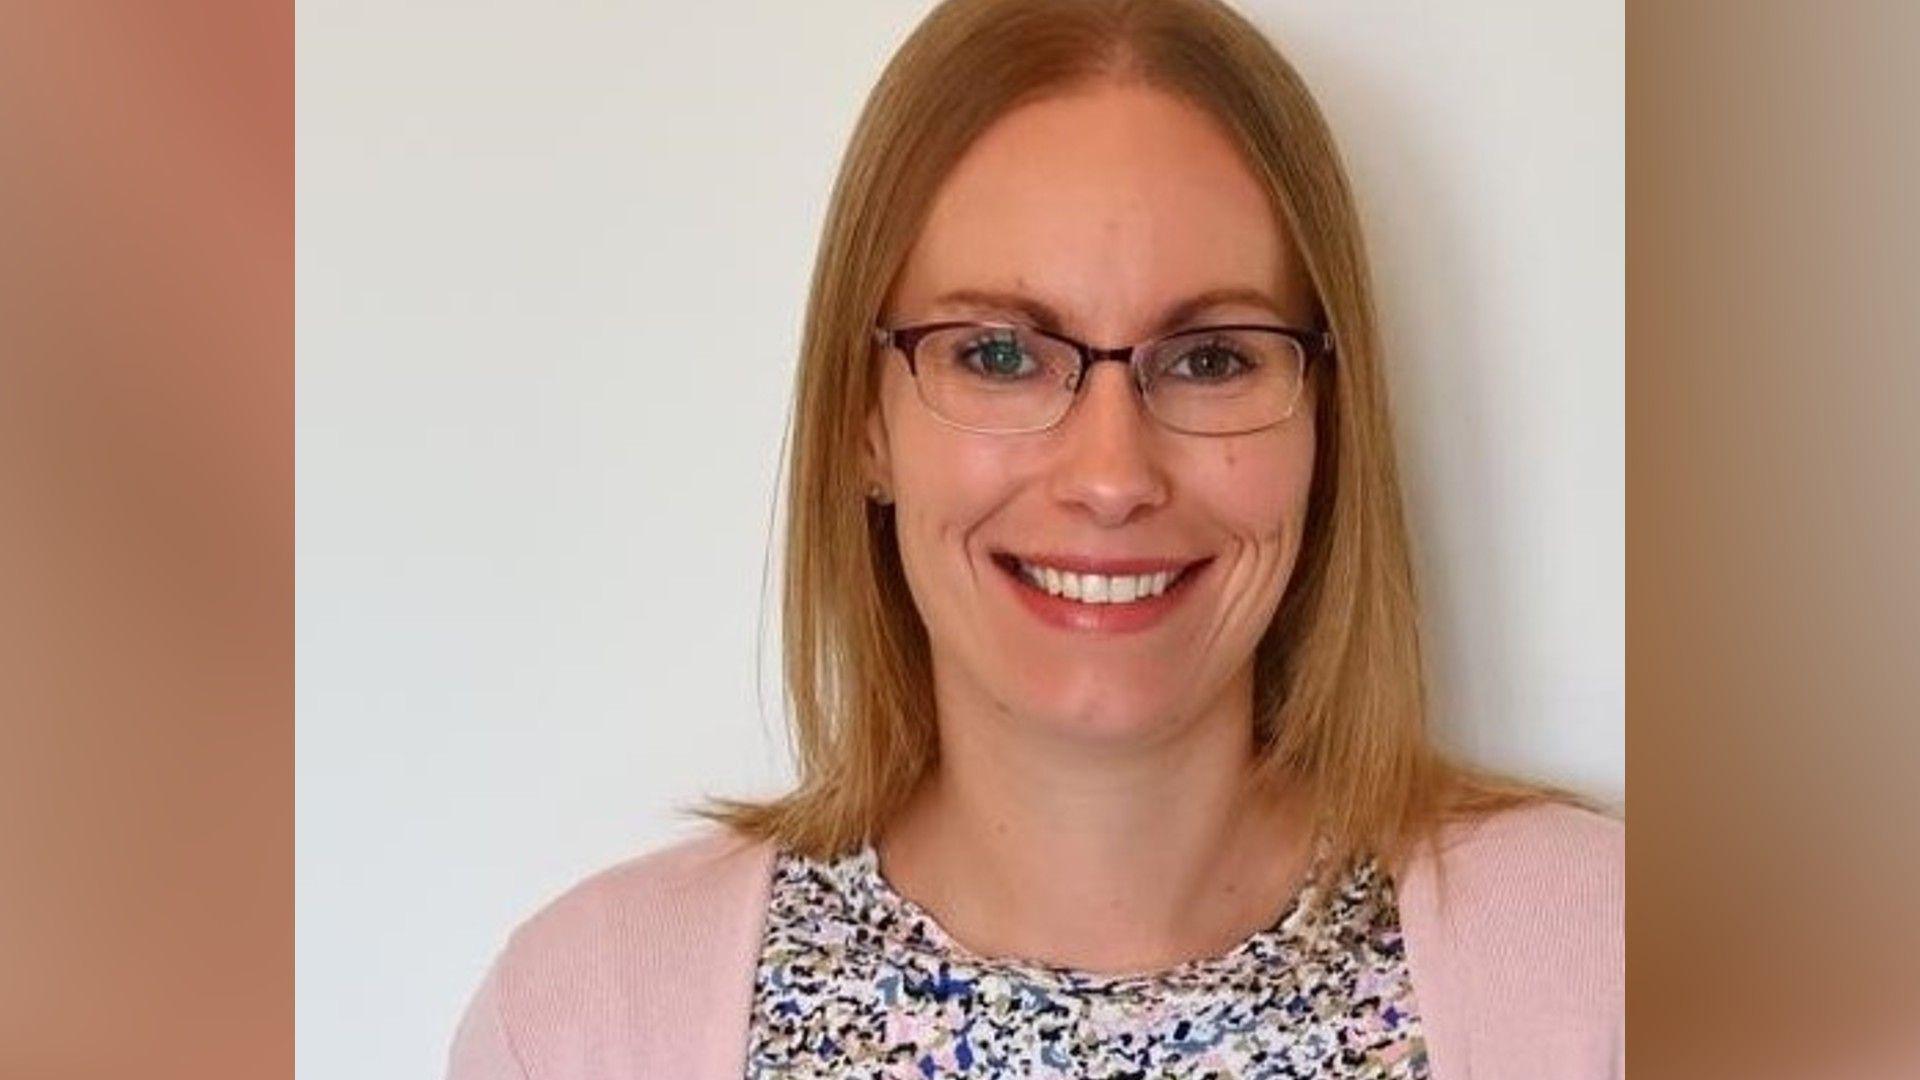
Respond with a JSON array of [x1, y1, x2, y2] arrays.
[[862, 387, 894, 501]]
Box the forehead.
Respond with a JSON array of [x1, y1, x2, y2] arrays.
[[891, 81, 1297, 335]]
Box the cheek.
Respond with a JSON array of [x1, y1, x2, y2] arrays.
[[891, 418, 1011, 519], [882, 386, 1027, 575], [1207, 421, 1316, 545]]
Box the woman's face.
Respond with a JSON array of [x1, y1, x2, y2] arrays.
[[869, 80, 1319, 745]]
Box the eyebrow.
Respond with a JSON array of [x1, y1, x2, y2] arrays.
[[925, 286, 1288, 337]]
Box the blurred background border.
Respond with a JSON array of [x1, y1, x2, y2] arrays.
[[1, 1, 1916, 1076]]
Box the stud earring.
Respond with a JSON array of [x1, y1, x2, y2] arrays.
[[867, 483, 893, 506]]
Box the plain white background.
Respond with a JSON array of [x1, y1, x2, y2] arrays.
[[296, 1, 1621, 1076]]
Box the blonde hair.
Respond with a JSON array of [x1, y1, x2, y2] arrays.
[[698, 0, 1555, 875]]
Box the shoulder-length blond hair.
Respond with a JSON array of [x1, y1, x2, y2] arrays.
[[699, 0, 1549, 873]]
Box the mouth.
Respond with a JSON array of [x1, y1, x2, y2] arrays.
[[988, 551, 1213, 606]]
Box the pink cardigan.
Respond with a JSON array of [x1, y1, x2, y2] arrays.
[[447, 802, 1621, 1079]]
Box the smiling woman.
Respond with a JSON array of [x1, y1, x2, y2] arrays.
[[446, 1, 1620, 1078]]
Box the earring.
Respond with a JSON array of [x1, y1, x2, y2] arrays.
[[867, 483, 893, 506]]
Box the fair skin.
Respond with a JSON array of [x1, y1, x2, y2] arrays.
[[864, 79, 1323, 975]]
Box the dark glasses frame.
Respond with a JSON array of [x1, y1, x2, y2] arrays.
[[870, 319, 1336, 436]]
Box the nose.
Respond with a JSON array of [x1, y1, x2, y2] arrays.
[[1047, 361, 1171, 527]]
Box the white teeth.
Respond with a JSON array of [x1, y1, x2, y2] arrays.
[[1014, 560, 1183, 605]]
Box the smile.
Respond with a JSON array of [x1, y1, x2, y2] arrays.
[[1006, 557, 1195, 604], [989, 551, 1212, 632]]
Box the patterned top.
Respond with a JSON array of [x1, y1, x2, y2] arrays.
[[743, 841, 1429, 1078]]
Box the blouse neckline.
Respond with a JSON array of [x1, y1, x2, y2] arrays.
[[814, 838, 1340, 996]]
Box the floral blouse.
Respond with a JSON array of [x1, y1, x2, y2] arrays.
[[743, 840, 1429, 1078]]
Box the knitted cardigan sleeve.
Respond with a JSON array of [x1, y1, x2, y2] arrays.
[[445, 829, 775, 1080], [1397, 801, 1626, 1080], [447, 955, 531, 1080]]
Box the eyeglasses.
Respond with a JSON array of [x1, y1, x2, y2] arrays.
[[871, 319, 1332, 436]]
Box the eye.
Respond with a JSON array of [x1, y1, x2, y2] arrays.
[[958, 329, 1040, 379], [1165, 340, 1254, 382]]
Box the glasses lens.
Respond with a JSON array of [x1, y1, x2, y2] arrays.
[[911, 324, 1079, 432], [1139, 328, 1307, 434]]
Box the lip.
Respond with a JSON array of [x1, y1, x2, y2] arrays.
[[989, 551, 1213, 634], [997, 551, 1199, 576]]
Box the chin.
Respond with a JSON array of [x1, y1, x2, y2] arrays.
[[1002, 664, 1197, 742]]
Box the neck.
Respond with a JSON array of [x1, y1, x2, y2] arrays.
[[874, 664, 1314, 975]]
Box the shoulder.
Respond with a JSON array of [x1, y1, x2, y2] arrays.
[[1404, 799, 1624, 987], [1425, 798, 1623, 909], [1396, 800, 1623, 1079], [504, 825, 777, 964], [448, 825, 778, 1079]]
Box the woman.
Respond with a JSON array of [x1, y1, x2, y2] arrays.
[[448, 0, 1622, 1077]]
